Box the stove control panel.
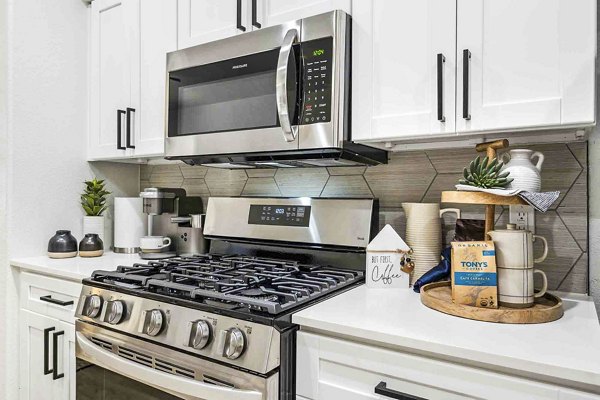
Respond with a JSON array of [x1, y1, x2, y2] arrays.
[[248, 204, 311, 227], [75, 286, 280, 375], [300, 37, 333, 125]]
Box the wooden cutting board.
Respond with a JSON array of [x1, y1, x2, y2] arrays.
[[420, 281, 563, 324]]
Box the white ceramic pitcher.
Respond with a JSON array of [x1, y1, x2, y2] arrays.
[[402, 203, 460, 283], [500, 149, 544, 193]]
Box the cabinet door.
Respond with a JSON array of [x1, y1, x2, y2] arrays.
[[136, 0, 177, 157], [89, 0, 137, 160], [178, 0, 247, 49], [352, 0, 456, 142], [19, 310, 68, 400], [456, 0, 596, 133], [253, 0, 350, 30]]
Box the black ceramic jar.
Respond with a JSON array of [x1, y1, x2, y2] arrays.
[[79, 233, 104, 258], [47, 230, 78, 259]]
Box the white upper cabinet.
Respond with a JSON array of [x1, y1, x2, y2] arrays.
[[138, 0, 177, 156], [253, 0, 351, 29], [89, 0, 138, 160], [177, 0, 248, 49], [456, 0, 596, 134], [352, 0, 456, 141]]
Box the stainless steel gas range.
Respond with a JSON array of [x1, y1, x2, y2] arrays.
[[75, 197, 378, 400]]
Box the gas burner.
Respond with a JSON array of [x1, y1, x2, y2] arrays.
[[88, 254, 363, 315]]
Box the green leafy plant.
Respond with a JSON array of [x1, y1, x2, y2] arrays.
[[459, 156, 513, 189], [81, 178, 111, 216]]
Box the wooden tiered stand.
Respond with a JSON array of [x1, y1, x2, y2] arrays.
[[440, 139, 525, 238], [420, 139, 564, 324]]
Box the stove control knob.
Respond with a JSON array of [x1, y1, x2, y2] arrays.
[[143, 309, 164, 336], [189, 320, 211, 349], [106, 301, 125, 325], [83, 295, 103, 318], [222, 328, 245, 360]]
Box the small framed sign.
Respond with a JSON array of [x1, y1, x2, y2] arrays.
[[366, 225, 411, 288]]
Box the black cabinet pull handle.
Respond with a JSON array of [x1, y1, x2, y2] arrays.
[[462, 49, 471, 120], [375, 382, 427, 400], [40, 295, 73, 307], [43, 327, 55, 375], [52, 330, 65, 380], [236, 0, 246, 32], [251, 0, 261, 28], [126, 107, 135, 149], [437, 53, 445, 122], [117, 109, 126, 150]]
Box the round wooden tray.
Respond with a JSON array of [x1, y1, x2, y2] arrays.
[[420, 282, 563, 324]]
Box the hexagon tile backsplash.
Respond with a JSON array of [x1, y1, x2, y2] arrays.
[[141, 142, 589, 294]]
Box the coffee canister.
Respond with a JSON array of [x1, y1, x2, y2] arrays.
[[114, 197, 146, 253]]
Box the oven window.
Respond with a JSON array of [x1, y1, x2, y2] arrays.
[[168, 49, 282, 136], [77, 359, 182, 400]]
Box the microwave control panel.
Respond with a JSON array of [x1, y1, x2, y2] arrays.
[[301, 37, 333, 125]]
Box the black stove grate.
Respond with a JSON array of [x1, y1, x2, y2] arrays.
[[90, 254, 362, 315]]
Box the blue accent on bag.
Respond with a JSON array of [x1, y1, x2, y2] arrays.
[[454, 272, 497, 286], [482, 250, 495, 256]]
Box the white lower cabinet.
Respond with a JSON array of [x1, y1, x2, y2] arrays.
[[296, 331, 598, 400], [19, 309, 75, 400]]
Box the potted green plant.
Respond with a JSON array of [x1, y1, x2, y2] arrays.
[[81, 178, 111, 243]]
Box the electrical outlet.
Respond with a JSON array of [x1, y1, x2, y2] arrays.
[[509, 205, 535, 233]]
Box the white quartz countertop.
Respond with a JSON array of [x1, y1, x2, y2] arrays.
[[11, 252, 146, 282], [293, 285, 600, 392]]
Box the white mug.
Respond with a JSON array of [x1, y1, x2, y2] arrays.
[[140, 236, 171, 251], [498, 267, 548, 308], [488, 226, 548, 269]]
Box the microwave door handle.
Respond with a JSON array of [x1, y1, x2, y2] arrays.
[[76, 333, 263, 400], [276, 28, 299, 143]]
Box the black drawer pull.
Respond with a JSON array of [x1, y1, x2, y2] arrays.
[[117, 109, 126, 150], [43, 327, 55, 375], [462, 49, 471, 120], [52, 330, 65, 380], [375, 382, 427, 400], [40, 295, 73, 307], [236, 0, 246, 32], [126, 107, 135, 149], [436, 53, 445, 122], [251, 0, 261, 28]]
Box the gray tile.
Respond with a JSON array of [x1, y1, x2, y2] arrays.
[[181, 178, 211, 212], [364, 151, 435, 208], [321, 175, 373, 198], [327, 166, 367, 176], [378, 210, 406, 237], [567, 142, 587, 168], [246, 169, 277, 178], [558, 253, 588, 293], [242, 177, 281, 196], [505, 143, 581, 171], [139, 179, 151, 191], [149, 164, 183, 187], [426, 148, 480, 173], [204, 169, 247, 196], [557, 207, 587, 250], [140, 164, 153, 180], [274, 168, 329, 197], [558, 172, 586, 209], [541, 169, 581, 209], [534, 211, 583, 290], [180, 164, 208, 179]]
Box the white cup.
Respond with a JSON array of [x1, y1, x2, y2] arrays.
[[140, 236, 171, 251], [498, 267, 548, 308]]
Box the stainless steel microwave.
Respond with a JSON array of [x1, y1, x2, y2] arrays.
[[164, 10, 387, 168]]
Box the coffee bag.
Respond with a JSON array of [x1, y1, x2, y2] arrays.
[[451, 241, 498, 308]]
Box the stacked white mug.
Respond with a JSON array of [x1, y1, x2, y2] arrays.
[[488, 224, 549, 308], [402, 203, 460, 284]]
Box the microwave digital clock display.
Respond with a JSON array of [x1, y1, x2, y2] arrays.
[[301, 37, 333, 125]]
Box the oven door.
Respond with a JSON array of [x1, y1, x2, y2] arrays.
[[165, 21, 302, 159], [76, 321, 277, 400]]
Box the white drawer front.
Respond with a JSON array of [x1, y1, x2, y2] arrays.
[[297, 331, 564, 400], [19, 272, 81, 323]]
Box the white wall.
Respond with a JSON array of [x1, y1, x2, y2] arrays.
[[1, 0, 139, 398]]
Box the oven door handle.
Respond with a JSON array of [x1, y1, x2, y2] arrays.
[[276, 28, 299, 143], [76, 333, 262, 400]]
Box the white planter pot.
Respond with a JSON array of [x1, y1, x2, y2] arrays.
[[83, 216, 105, 243]]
